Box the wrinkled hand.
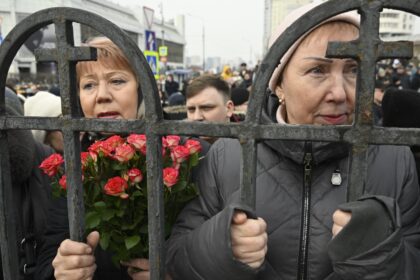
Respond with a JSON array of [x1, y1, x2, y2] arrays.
[[332, 210, 352, 238], [231, 211, 267, 269], [52, 231, 99, 280], [121, 259, 172, 280]]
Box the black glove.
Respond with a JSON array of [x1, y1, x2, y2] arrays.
[[328, 196, 395, 262]]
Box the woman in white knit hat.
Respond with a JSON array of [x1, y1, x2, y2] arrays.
[[24, 91, 64, 153], [165, 3, 420, 280]]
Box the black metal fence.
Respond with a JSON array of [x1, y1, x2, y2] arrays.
[[0, 0, 419, 279]]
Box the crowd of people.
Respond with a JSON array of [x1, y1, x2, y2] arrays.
[[2, 1, 420, 280]]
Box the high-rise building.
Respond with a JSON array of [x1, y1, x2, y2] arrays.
[[263, 0, 315, 53], [263, 0, 417, 54], [0, 0, 186, 76], [380, 9, 416, 38]]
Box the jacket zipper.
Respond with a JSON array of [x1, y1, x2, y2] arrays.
[[297, 143, 313, 280]]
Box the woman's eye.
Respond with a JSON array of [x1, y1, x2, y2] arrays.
[[82, 83, 95, 90], [111, 79, 126, 85], [345, 65, 358, 76], [308, 66, 323, 75]]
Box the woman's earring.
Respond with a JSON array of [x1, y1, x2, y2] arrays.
[[279, 97, 284, 105]]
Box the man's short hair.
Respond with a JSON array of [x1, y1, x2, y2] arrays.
[[186, 75, 230, 101]]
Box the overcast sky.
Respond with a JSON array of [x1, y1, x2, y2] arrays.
[[112, 0, 264, 63], [112, 0, 420, 64]]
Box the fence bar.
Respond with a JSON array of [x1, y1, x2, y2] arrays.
[[239, 138, 258, 214], [146, 133, 165, 280], [0, 1, 419, 279], [62, 129, 85, 241]]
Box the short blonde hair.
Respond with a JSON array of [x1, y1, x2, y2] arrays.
[[76, 37, 137, 85], [76, 37, 144, 119], [300, 21, 359, 49]]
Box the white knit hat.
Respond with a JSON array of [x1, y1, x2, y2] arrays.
[[268, 2, 360, 91], [24, 91, 62, 143]]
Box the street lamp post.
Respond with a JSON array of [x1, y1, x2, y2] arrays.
[[202, 24, 205, 71], [160, 2, 166, 73], [186, 13, 205, 71]]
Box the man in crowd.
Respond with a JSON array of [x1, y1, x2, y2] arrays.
[[186, 74, 234, 143], [164, 74, 180, 97]]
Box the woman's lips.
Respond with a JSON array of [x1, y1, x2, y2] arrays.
[[97, 112, 120, 118], [321, 114, 348, 125]]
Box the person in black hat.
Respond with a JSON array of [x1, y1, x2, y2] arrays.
[[230, 87, 249, 122], [382, 87, 420, 178], [230, 87, 249, 113]]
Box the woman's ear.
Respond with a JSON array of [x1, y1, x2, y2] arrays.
[[275, 85, 284, 100]]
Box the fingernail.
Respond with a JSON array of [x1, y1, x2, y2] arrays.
[[86, 247, 92, 254]]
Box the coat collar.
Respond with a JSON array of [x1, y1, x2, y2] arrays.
[[261, 91, 349, 165]]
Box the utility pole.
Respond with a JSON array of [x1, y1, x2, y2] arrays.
[[160, 2, 165, 46], [186, 13, 205, 71], [202, 24, 205, 71], [160, 2, 166, 73]]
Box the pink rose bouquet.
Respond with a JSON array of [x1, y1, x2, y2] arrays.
[[39, 134, 201, 264]]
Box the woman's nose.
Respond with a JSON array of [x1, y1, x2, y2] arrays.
[[96, 81, 112, 103], [328, 74, 347, 102]]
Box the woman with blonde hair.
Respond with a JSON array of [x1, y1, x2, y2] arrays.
[[36, 37, 152, 280]]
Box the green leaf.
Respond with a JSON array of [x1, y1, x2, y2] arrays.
[[102, 209, 115, 221], [94, 201, 106, 210], [112, 162, 126, 170], [125, 235, 140, 250], [173, 180, 188, 193], [99, 232, 110, 250], [116, 209, 125, 217], [85, 211, 101, 229], [131, 190, 142, 197], [190, 152, 199, 167], [139, 224, 148, 234]]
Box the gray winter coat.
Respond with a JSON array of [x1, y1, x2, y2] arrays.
[[167, 137, 420, 279], [166, 92, 420, 279]]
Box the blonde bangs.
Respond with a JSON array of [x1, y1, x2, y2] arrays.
[[302, 21, 359, 47], [76, 37, 136, 85]]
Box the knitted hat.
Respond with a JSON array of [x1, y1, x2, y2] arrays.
[[268, 2, 360, 91], [231, 88, 250, 106], [24, 91, 62, 143]]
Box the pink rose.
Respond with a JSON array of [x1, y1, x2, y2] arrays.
[[164, 135, 181, 148], [88, 140, 113, 157], [184, 139, 202, 154], [163, 167, 179, 187], [59, 175, 67, 190], [104, 135, 124, 149], [127, 134, 147, 155], [88, 141, 102, 154], [114, 144, 135, 162], [128, 168, 143, 184], [171, 146, 190, 163], [81, 152, 90, 169], [89, 151, 98, 162], [39, 153, 64, 176], [103, 176, 128, 198]]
